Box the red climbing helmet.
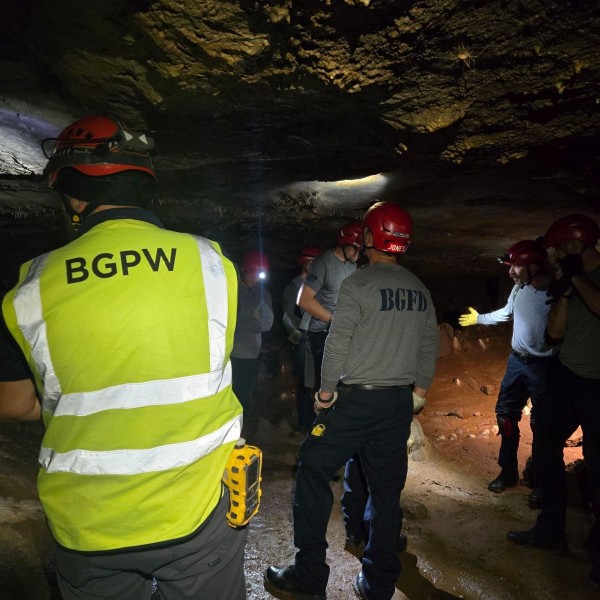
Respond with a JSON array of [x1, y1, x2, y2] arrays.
[[362, 201, 412, 254], [498, 240, 548, 266], [42, 115, 156, 188], [540, 213, 600, 249], [336, 220, 363, 247], [243, 251, 269, 279], [298, 246, 322, 269]]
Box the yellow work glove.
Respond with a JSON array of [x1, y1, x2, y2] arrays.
[[458, 307, 479, 327]]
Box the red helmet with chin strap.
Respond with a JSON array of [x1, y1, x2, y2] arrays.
[[42, 116, 156, 188], [362, 201, 412, 254], [499, 240, 548, 266], [298, 246, 321, 269], [336, 220, 363, 247], [243, 251, 269, 279], [540, 213, 600, 248]]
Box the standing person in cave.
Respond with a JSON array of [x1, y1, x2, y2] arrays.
[[297, 221, 362, 483], [265, 201, 439, 600], [0, 116, 247, 600], [231, 249, 274, 437], [507, 214, 600, 592], [297, 220, 362, 384], [458, 240, 556, 505], [282, 245, 322, 435]]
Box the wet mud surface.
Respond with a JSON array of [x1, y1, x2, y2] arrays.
[[0, 326, 591, 600]]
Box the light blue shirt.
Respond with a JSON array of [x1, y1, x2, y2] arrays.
[[477, 283, 556, 357]]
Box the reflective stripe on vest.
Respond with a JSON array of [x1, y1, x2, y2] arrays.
[[39, 414, 241, 475], [13, 252, 60, 406], [50, 363, 232, 417]]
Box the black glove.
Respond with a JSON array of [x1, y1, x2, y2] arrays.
[[559, 253, 584, 279], [546, 277, 572, 304]]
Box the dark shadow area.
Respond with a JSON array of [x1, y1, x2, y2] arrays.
[[344, 543, 463, 600], [397, 552, 463, 600]]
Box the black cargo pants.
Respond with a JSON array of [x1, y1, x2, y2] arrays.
[[293, 385, 412, 600]]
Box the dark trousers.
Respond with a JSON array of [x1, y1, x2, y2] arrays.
[[342, 454, 370, 540], [342, 454, 404, 543], [231, 356, 259, 415], [293, 386, 412, 600], [307, 330, 328, 388], [54, 492, 247, 600], [495, 352, 555, 476], [292, 338, 315, 432], [535, 361, 600, 548]]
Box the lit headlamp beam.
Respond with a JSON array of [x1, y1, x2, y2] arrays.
[[281, 173, 388, 212]]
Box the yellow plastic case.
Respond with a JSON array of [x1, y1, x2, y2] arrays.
[[222, 441, 263, 528]]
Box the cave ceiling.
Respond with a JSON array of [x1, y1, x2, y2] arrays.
[[1, 0, 599, 284]]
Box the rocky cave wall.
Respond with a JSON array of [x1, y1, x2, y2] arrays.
[[1, 0, 600, 316]]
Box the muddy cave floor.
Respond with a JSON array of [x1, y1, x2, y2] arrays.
[[0, 326, 592, 600]]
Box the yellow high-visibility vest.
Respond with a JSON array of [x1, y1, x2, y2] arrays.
[[2, 215, 241, 552]]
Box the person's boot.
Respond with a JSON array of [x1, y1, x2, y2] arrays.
[[488, 469, 519, 493], [521, 455, 536, 489], [506, 527, 565, 548], [264, 565, 326, 599], [352, 571, 368, 600], [528, 487, 541, 509], [344, 533, 364, 549]]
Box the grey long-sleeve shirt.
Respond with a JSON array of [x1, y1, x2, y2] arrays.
[[476, 283, 556, 357], [321, 263, 439, 391]]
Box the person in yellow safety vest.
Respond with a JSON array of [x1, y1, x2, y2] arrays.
[[0, 116, 247, 600]]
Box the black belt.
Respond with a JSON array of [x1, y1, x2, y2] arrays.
[[338, 383, 411, 391], [307, 330, 329, 337], [512, 350, 555, 364]]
